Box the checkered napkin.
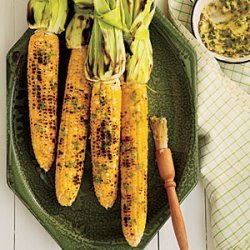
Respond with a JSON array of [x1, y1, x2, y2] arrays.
[[162, 0, 250, 249]]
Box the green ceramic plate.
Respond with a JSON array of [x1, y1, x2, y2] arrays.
[[7, 8, 198, 250]]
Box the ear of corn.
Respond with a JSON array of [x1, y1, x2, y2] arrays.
[[120, 83, 148, 247], [90, 79, 122, 209], [56, 48, 91, 206], [119, 0, 156, 246], [86, 0, 126, 209], [27, 30, 59, 172], [90, 81, 121, 209], [27, 0, 68, 171], [55, 0, 93, 206]]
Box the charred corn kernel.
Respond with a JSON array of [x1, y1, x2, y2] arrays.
[[27, 30, 59, 172], [120, 83, 148, 247], [56, 47, 91, 206], [91, 81, 121, 209]]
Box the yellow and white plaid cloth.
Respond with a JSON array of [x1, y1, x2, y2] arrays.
[[158, 0, 250, 249]]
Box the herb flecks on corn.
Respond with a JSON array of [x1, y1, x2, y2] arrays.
[[27, 0, 68, 172]]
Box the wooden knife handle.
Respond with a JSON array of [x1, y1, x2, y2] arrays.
[[156, 149, 188, 250]]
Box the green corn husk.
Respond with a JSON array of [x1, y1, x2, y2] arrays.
[[120, 0, 156, 83], [48, 0, 68, 34], [27, 0, 51, 29], [66, 0, 94, 48], [86, 0, 126, 82], [27, 0, 68, 34]]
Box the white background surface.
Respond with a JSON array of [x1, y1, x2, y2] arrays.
[[0, 0, 216, 249]]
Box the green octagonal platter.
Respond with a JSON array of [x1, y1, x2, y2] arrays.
[[7, 7, 198, 250]]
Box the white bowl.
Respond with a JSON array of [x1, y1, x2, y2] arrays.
[[191, 0, 250, 63]]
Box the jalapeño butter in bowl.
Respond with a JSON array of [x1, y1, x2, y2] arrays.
[[192, 0, 250, 63]]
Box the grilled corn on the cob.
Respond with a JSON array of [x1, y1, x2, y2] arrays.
[[28, 31, 59, 172], [120, 83, 148, 247], [86, 0, 125, 209], [56, 48, 91, 206], [119, 0, 156, 246], [55, 2, 93, 206], [27, 0, 67, 172], [91, 81, 121, 208]]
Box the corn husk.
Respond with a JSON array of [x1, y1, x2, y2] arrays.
[[120, 0, 156, 83], [66, 0, 94, 48], [86, 0, 126, 82], [27, 0, 68, 34]]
